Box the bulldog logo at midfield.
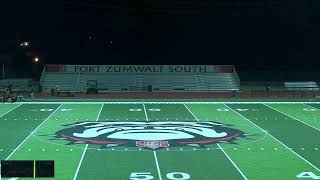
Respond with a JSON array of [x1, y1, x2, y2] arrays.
[[55, 121, 246, 150]]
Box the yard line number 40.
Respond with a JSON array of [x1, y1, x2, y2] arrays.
[[130, 172, 190, 180], [129, 172, 320, 180]]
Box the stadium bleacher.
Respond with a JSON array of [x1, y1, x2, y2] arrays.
[[0, 78, 33, 92], [284, 81, 319, 91], [40, 65, 240, 93]]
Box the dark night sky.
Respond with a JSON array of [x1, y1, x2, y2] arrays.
[[1, 0, 320, 70]]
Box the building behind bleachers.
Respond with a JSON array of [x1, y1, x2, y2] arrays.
[[40, 65, 240, 92]]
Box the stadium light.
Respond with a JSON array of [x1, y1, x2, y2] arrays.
[[34, 57, 40, 63], [20, 41, 29, 47]]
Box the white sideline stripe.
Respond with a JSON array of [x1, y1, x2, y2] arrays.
[[264, 104, 320, 132], [0, 104, 22, 118], [5, 104, 63, 160], [143, 103, 162, 180], [217, 144, 248, 180], [224, 104, 320, 172], [73, 104, 104, 180], [184, 103, 248, 180], [15, 101, 320, 105]]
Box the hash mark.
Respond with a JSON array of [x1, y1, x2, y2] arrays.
[[260, 148, 264, 151], [274, 148, 278, 150]]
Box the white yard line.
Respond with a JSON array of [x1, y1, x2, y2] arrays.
[[217, 143, 248, 180], [73, 104, 104, 180], [224, 104, 320, 172], [142, 103, 163, 180], [183, 103, 248, 180], [264, 104, 320, 132], [153, 151, 162, 180], [304, 103, 320, 111], [183, 104, 199, 120], [0, 104, 22, 118], [5, 104, 63, 160], [142, 103, 149, 122], [72, 144, 89, 180], [17, 101, 320, 105]]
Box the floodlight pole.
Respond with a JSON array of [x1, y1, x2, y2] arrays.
[[2, 64, 4, 80]]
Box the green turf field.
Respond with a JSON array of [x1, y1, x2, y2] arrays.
[[0, 102, 319, 180]]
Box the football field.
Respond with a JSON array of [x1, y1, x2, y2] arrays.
[[0, 101, 319, 180]]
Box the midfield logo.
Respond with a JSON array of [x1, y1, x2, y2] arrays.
[[55, 121, 246, 150]]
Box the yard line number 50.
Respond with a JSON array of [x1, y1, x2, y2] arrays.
[[130, 172, 190, 180]]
